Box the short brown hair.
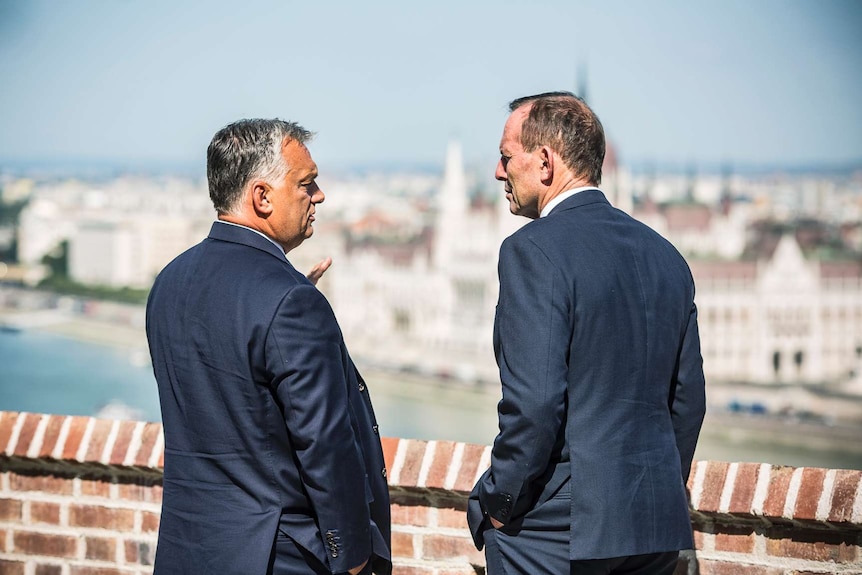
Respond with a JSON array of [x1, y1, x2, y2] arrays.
[[509, 91, 605, 185]]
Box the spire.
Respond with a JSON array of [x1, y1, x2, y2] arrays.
[[577, 61, 589, 103], [440, 140, 467, 213], [433, 140, 468, 269]]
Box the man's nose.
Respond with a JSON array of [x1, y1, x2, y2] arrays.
[[313, 186, 325, 204], [495, 159, 507, 181]]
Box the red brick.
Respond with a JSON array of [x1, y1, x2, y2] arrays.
[[14, 531, 77, 557], [422, 534, 483, 564], [0, 411, 20, 453], [70, 568, 126, 575], [30, 501, 61, 524], [134, 423, 161, 467], [12, 413, 40, 457], [391, 531, 415, 558], [762, 466, 794, 518], [141, 511, 160, 533], [0, 560, 25, 575], [38, 415, 67, 458], [714, 526, 755, 554], [124, 539, 138, 563], [0, 498, 22, 521], [698, 560, 782, 575], [381, 436, 398, 478], [85, 536, 117, 561], [70, 504, 135, 530], [84, 418, 114, 462], [62, 416, 90, 460], [693, 528, 706, 551], [794, 467, 826, 520], [80, 475, 113, 498], [391, 502, 432, 527], [9, 472, 73, 495], [437, 570, 480, 575], [108, 420, 138, 465], [453, 443, 486, 492], [397, 440, 428, 487], [0, 528, 7, 552], [766, 529, 858, 563], [35, 565, 63, 575], [698, 461, 729, 512], [118, 478, 162, 503], [727, 462, 760, 515], [437, 505, 468, 529], [425, 440, 456, 489], [828, 469, 861, 523]]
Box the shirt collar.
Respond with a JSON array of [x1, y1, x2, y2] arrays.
[[540, 186, 602, 218], [216, 220, 287, 260]]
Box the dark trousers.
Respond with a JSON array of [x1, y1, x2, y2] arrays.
[[482, 484, 679, 575], [569, 552, 679, 575], [485, 527, 678, 575]]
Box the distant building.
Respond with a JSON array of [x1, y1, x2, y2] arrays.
[[693, 234, 862, 386], [16, 177, 213, 287], [69, 216, 210, 288]]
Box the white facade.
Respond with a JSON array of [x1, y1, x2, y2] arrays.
[[693, 235, 862, 387], [68, 215, 211, 288], [16, 177, 214, 287]]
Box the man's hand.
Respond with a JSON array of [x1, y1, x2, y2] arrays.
[[490, 517, 504, 529], [348, 558, 368, 575], [306, 257, 332, 286]]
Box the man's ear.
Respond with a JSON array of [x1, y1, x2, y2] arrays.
[[539, 145, 555, 184], [250, 180, 273, 217]]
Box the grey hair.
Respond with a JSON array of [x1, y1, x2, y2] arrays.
[[206, 119, 313, 214]]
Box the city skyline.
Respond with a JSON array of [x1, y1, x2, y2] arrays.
[[1, 0, 861, 173]]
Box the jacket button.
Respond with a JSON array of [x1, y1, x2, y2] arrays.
[[381, 467, 387, 478], [372, 425, 379, 435], [359, 382, 366, 391]]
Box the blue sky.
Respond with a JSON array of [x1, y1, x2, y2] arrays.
[[0, 0, 860, 171]]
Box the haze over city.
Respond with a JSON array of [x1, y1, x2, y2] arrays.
[[1, 0, 861, 173]]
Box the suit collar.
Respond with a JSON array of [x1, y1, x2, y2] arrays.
[[547, 188, 609, 216], [207, 221, 288, 262]]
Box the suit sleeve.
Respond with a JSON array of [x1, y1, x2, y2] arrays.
[[671, 285, 707, 483], [478, 235, 570, 524], [266, 283, 370, 574]]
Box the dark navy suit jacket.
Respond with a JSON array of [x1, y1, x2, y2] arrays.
[[147, 222, 391, 574], [468, 190, 706, 561]]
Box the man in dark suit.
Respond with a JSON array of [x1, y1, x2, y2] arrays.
[[146, 119, 391, 575], [468, 92, 706, 574]]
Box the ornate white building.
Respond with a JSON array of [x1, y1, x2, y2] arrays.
[[693, 235, 862, 386]]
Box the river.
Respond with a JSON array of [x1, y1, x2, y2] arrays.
[[1, 329, 860, 470]]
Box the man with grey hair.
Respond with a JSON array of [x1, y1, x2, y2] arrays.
[[147, 119, 391, 575]]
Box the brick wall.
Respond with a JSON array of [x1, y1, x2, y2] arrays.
[[1, 411, 860, 575]]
